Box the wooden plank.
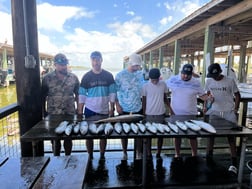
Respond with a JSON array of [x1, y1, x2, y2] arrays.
[[0, 157, 49, 189], [33, 155, 89, 189]]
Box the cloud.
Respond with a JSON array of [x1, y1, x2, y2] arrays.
[[37, 2, 95, 32], [181, 1, 201, 16], [0, 11, 12, 44], [126, 11, 135, 16], [160, 16, 173, 26], [159, 0, 202, 28], [56, 17, 157, 69], [0, 2, 157, 70], [37, 31, 59, 54], [164, 2, 172, 10]]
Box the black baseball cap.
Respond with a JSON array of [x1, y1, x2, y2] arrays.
[[207, 63, 222, 78], [149, 68, 161, 79], [181, 64, 193, 75]]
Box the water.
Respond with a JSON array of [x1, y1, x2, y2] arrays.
[[0, 69, 119, 108], [0, 84, 17, 108]]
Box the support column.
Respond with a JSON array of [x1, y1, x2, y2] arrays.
[[190, 54, 195, 65], [238, 43, 247, 83], [159, 47, 164, 68], [174, 40, 181, 75], [149, 51, 153, 69], [203, 25, 215, 85], [11, 0, 44, 156]]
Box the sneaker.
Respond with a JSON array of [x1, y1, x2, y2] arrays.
[[228, 165, 237, 175], [122, 153, 128, 160]]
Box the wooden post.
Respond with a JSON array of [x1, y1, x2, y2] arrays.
[[174, 39, 181, 75], [11, 0, 44, 156], [159, 47, 163, 68], [202, 25, 215, 85]]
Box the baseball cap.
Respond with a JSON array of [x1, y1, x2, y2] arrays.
[[54, 53, 68, 65], [128, 53, 143, 66], [149, 68, 161, 79], [90, 51, 102, 60], [181, 64, 193, 75], [207, 63, 222, 78]]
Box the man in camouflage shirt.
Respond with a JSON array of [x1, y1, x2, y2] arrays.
[[42, 53, 79, 155]]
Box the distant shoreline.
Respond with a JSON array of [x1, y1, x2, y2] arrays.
[[70, 66, 122, 72]]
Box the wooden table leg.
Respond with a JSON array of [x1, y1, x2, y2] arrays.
[[142, 138, 147, 189], [238, 136, 247, 185], [32, 141, 37, 157]]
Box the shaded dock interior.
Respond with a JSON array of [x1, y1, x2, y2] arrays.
[[83, 151, 252, 189]]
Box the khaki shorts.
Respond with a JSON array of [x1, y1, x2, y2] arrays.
[[206, 109, 237, 124]]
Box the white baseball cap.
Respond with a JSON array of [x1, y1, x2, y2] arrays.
[[128, 53, 143, 66]]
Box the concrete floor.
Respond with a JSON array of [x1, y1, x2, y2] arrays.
[[83, 151, 252, 189]]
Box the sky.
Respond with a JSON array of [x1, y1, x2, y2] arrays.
[[0, 0, 211, 70]]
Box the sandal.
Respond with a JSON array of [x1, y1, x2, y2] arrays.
[[228, 165, 237, 174]]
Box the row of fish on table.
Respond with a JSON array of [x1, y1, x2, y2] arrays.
[[54, 119, 217, 136]]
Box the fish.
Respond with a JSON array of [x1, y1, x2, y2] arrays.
[[79, 121, 88, 135], [114, 122, 122, 134], [130, 123, 138, 134], [89, 123, 98, 134], [104, 122, 113, 135], [137, 123, 146, 133], [156, 123, 165, 133], [122, 123, 131, 134], [146, 122, 157, 134], [55, 121, 69, 134], [184, 121, 201, 132], [97, 123, 105, 134], [175, 121, 188, 131], [190, 120, 217, 133], [94, 114, 144, 123], [167, 122, 179, 133], [161, 123, 170, 133], [65, 123, 73, 136], [145, 122, 152, 128], [73, 123, 80, 134]]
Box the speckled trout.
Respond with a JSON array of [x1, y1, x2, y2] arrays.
[[94, 114, 144, 123]]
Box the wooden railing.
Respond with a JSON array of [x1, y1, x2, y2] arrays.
[[0, 103, 20, 157]]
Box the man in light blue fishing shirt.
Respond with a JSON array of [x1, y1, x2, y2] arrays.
[[115, 53, 145, 160]]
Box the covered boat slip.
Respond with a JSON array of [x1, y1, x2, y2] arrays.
[[0, 155, 89, 189], [136, 0, 252, 84], [21, 114, 252, 188]]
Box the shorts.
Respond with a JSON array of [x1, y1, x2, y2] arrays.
[[206, 109, 237, 124], [84, 107, 107, 118]]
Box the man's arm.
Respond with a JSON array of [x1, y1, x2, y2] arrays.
[[234, 91, 241, 112], [109, 102, 115, 117], [142, 96, 146, 115], [77, 103, 84, 115], [115, 99, 123, 114], [41, 79, 48, 117], [164, 93, 174, 115]]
